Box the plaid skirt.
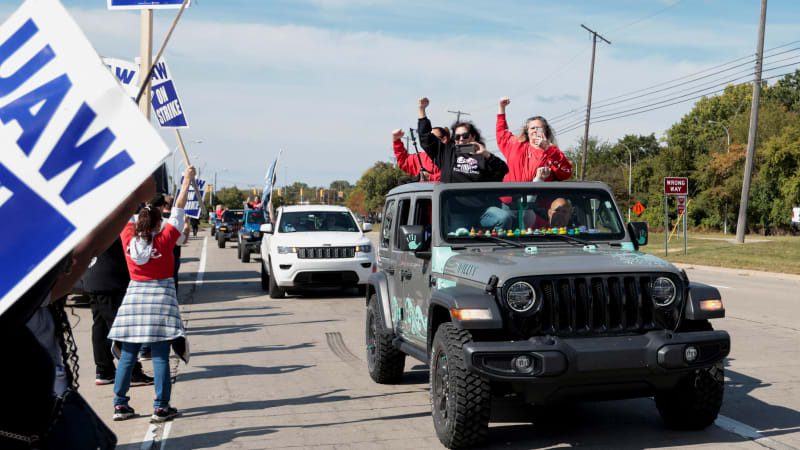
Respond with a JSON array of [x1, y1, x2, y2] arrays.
[[108, 278, 185, 344]]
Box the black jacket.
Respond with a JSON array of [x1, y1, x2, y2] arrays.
[[418, 116, 508, 183], [82, 238, 130, 293]]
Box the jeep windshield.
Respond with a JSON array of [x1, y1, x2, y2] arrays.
[[278, 211, 359, 233], [440, 186, 625, 243], [246, 211, 266, 224], [222, 210, 244, 223]]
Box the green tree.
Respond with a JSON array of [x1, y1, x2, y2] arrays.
[[216, 186, 247, 209], [355, 161, 406, 215]]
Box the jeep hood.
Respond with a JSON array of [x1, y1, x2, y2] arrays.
[[438, 246, 680, 284]]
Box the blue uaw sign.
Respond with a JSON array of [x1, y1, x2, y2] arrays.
[[0, 0, 171, 316], [108, 0, 190, 10], [150, 59, 189, 128], [179, 176, 206, 219], [103, 57, 139, 98]]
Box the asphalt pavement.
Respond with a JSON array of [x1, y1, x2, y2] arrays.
[[69, 231, 800, 449]]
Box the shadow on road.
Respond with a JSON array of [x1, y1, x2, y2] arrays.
[[187, 312, 291, 322], [722, 359, 800, 439], [116, 427, 279, 450], [191, 343, 315, 358], [187, 323, 265, 336], [176, 363, 311, 383]]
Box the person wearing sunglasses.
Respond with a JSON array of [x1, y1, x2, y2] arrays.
[[496, 96, 572, 183], [417, 97, 508, 183]]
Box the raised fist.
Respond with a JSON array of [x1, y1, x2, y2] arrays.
[[392, 128, 404, 141], [499, 97, 510, 108], [419, 97, 430, 109]]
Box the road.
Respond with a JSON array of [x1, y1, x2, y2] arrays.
[[71, 231, 800, 449]]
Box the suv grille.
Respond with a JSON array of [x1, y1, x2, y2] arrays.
[[507, 274, 681, 338], [297, 246, 356, 259]]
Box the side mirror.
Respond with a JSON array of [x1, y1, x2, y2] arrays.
[[260, 223, 273, 234], [362, 222, 373, 232], [399, 225, 429, 252], [627, 222, 648, 250]]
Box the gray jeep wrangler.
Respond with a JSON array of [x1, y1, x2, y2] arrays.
[[365, 181, 730, 448]]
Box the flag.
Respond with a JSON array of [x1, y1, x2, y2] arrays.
[[261, 150, 281, 221]]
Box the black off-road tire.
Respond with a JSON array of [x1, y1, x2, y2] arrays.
[[237, 242, 242, 259], [210, 226, 215, 237], [260, 260, 269, 291], [241, 247, 250, 263], [430, 323, 491, 448], [217, 233, 225, 249], [268, 259, 285, 299], [655, 361, 724, 430], [366, 297, 405, 384]]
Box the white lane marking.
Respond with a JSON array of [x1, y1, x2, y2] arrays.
[[716, 415, 799, 450], [196, 236, 208, 286], [140, 423, 158, 450], [160, 421, 173, 450], [708, 284, 730, 289]]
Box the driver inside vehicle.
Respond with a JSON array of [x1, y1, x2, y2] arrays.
[[525, 197, 574, 229]]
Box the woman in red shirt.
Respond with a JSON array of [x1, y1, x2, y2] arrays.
[[108, 166, 196, 424]]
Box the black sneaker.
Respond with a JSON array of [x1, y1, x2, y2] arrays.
[[131, 372, 154, 387], [95, 374, 115, 386], [113, 405, 136, 421], [150, 406, 180, 423]]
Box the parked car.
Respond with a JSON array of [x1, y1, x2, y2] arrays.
[[215, 209, 244, 249], [238, 209, 266, 263], [365, 181, 730, 448], [259, 205, 375, 298]]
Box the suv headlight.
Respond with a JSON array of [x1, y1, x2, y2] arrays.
[[277, 246, 296, 254], [506, 281, 537, 312], [651, 277, 677, 307], [356, 244, 372, 253]]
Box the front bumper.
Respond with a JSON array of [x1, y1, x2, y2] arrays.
[[464, 330, 730, 382], [270, 253, 375, 287], [239, 236, 261, 251]]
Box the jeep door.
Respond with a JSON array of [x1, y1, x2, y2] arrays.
[[378, 199, 407, 336], [398, 195, 433, 348]]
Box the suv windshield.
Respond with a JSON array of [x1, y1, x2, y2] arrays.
[[222, 210, 244, 222], [279, 211, 359, 233], [246, 211, 266, 224], [440, 186, 625, 242]]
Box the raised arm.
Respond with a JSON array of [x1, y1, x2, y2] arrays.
[[495, 97, 516, 158], [417, 97, 443, 161], [392, 129, 421, 177], [174, 165, 196, 209]]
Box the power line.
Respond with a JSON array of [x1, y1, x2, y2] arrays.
[[555, 69, 797, 135]]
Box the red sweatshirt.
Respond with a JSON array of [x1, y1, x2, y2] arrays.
[[496, 114, 573, 182], [121, 218, 182, 281], [393, 139, 441, 181]]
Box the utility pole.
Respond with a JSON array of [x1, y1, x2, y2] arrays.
[[579, 24, 611, 180], [736, 0, 767, 244], [447, 110, 470, 123]]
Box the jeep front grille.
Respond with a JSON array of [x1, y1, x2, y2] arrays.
[[297, 246, 356, 259], [507, 274, 681, 338]]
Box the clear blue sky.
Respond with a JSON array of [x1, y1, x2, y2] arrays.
[[3, 0, 798, 188]]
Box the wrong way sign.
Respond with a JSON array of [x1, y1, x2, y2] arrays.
[[664, 177, 688, 195]]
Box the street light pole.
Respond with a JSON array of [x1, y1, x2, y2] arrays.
[[706, 120, 730, 151]]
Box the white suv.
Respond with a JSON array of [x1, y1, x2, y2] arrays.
[[259, 205, 376, 298]]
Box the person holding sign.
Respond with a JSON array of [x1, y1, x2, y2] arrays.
[[108, 166, 196, 423]]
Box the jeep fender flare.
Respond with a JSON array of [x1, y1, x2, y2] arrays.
[[367, 272, 393, 331], [685, 282, 725, 320], [427, 285, 503, 354]]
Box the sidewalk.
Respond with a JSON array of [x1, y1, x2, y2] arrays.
[[674, 262, 800, 281]]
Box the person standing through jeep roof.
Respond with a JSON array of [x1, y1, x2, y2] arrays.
[[417, 97, 508, 183], [392, 128, 442, 181], [496, 96, 572, 182]]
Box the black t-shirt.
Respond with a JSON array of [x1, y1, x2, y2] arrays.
[[82, 238, 130, 293], [418, 117, 508, 183]]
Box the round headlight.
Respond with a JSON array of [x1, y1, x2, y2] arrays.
[[506, 282, 536, 312], [652, 277, 677, 307]]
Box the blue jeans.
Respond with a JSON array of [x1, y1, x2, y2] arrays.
[[113, 341, 172, 409]]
